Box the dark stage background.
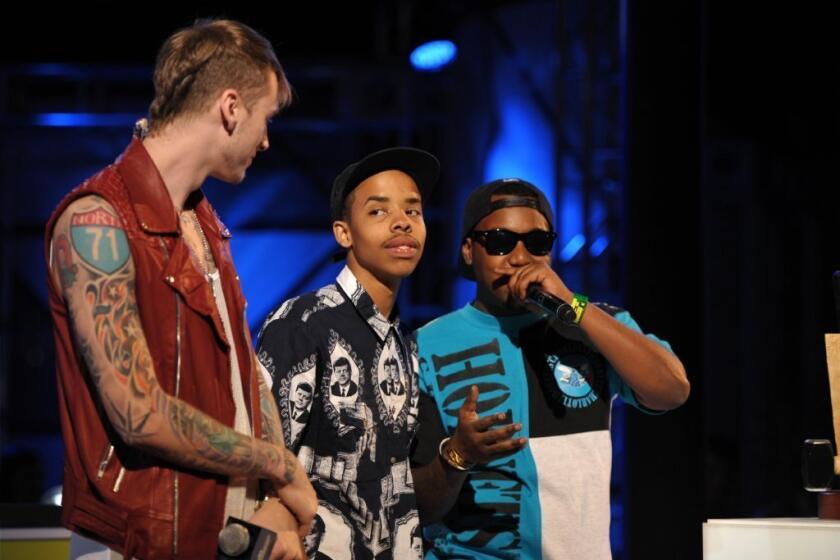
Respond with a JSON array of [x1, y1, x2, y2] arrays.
[[1, 2, 838, 558]]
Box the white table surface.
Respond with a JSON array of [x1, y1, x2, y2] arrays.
[[703, 518, 840, 560]]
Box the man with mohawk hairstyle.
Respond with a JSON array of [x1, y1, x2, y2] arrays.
[[46, 18, 315, 559]]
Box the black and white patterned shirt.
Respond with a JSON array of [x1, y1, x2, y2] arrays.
[[257, 266, 422, 560]]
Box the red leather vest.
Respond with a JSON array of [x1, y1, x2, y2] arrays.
[[45, 139, 263, 559]]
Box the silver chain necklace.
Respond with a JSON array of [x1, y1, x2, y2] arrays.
[[184, 209, 215, 279]]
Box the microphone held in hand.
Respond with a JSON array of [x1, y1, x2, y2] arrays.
[[525, 285, 577, 325], [217, 517, 277, 560]]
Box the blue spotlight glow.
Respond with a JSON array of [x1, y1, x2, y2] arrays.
[[410, 40, 457, 71], [589, 236, 609, 257], [36, 113, 95, 127], [34, 113, 136, 127], [560, 234, 586, 262]]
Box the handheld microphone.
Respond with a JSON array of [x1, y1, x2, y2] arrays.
[[525, 285, 577, 325], [217, 517, 277, 560]]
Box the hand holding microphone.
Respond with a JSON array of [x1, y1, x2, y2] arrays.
[[494, 261, 587, 326], [245, 498, 308, 560], [495, 261, 573, 305], [525, 285, 577, 324], [217, 517, 277, 560], [220, 499, 308, 560]]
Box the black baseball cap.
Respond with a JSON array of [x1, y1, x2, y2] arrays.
[[458, 178, 555, 279], [330, 147, 440, 222]]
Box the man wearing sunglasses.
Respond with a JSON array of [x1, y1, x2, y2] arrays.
[[410, 178, 689, 559]]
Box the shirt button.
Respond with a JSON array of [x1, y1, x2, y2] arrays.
[[166, 275, 175, 284]]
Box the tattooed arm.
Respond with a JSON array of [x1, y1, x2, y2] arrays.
[[50, 195, 315, 528]]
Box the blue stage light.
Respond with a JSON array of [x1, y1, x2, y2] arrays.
[[560, 234, 586, 262], [35, 113, 93, 127], [589, 235, 609, 257], [34, 112, 135, 127], [410, 40, 457, 71]]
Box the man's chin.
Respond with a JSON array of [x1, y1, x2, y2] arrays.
[[210, 168, 247, 185], [373, 258, 420, 283]]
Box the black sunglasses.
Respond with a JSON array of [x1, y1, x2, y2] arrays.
[[470, 228, 557, 256]]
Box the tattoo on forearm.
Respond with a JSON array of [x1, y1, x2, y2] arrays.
[[165, 398, 259, 472], [105, 399, 153, 442], [157, 379, 287, 478]]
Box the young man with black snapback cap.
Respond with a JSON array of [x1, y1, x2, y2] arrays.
[[410, 178, 690, 559], [257, 147, 439, 558]]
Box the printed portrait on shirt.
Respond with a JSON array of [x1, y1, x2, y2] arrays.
[[306, 501, 355, 560], [373, 335, 409, 427], [325, 330, 366, 430], [330, 357, 359, 399], [270, 352, 317, 449], [288, 361, 317, 443]]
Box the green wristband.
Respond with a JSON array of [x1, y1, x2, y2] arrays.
[[570, 293, 589, 325]]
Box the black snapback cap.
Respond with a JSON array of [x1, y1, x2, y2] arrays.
[[330, 147, 440, 222]]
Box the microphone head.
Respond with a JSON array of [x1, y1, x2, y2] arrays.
[[218, 522, 250, 556]]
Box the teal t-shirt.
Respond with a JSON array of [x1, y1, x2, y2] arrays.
[[414, 303, 671, 559]]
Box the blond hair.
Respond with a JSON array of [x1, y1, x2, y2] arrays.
[[148, 19, 292, 132]]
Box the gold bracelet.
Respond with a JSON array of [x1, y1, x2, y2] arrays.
[[439, 437, 475, 471]]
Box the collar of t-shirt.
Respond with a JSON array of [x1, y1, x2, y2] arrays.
[[335, 265, 400, 342], [460, 302, 542, 340]]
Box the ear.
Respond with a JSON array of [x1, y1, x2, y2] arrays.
[[461, 238, 473, 266], [333, 220, 352, 249], [218, 88, 241, 135]]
